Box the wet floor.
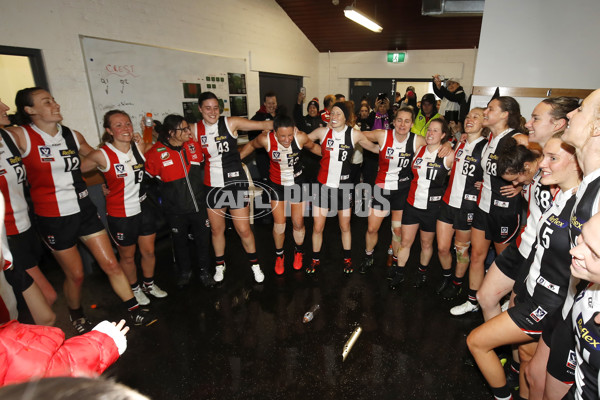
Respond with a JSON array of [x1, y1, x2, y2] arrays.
[[43, 213, 492, 400]]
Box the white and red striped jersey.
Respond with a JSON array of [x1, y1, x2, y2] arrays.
[[317, 127, 354, 188], [197, 117, 245, 188], [0, 129, 30, 235], [267, 131, 303, 186], [99, 142, 146, 218], [478, 129, 521, 214], [21, 124, 87, 218], [375, 130, 416, 191], [443, 136, 486, 209], [407, 146, 450, 209]]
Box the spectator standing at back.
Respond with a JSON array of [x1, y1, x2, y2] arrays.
[[411, 93, 442, 137], [320, 94, 336, 123], [432, 75, 466, 123], [294, 92, 326, 134]]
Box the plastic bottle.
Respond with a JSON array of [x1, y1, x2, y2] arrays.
[[303, 304, 320, 323], [143, 112, 153, 144]]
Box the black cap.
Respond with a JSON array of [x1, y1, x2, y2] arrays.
[[421, 93, 436, 104]]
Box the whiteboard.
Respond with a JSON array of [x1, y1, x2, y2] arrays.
[[80, 36, 247, 139]]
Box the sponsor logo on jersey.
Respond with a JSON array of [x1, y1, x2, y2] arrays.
[[60, 149, 76, 157], [429, 195, 441, 202], [38, 146, 55, 162], [536, 276, 560, 294], [548, 214, 567, 228], [115, 163, 127, 178], [188, 143, 196, 153], [200, 136, 208, 147], [78, 189, 88, 199], [464, 194, 477, 201], [465, 155, 478, 162], [8, 156, 21, 165], [215, 135, 227, 141], [427, 162, 441, 168], [529, 306, 547, 322], [157, 147, 167, 152], [227, 171, 239, 178], [116, 232, 124, 241], [163, 160, 174, 167], [385, 147, 394, 159], [494, 200, 509, 208], [160, 152, 170, 160], [566, 350, 577, 371], [272, 151, 281, 161], [133, 163, 144, 171], [489, 153, 498, 160], [577, 315, 600, 349], [570, 215, 583, 232]]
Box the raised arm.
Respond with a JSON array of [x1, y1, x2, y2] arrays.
[[228, 117, 273, 135], [240, 132, 268, 160]]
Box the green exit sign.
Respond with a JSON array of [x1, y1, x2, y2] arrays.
[[387, 52, 406, 63]]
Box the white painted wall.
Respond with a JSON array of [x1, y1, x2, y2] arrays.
[[318, 48, 478, 102], [0, 0, 319, 144], [472, 0, 600, 117]]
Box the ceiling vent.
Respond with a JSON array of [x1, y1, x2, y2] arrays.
[[422, 0, 484, 17]]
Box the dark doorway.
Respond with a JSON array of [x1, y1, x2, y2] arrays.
[[256, 72, 302, 118]]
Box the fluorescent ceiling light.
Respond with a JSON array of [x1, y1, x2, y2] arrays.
[[344, 6, 383, 33]]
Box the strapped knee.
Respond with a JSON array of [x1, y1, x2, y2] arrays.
[[455, 240, 471, 264], [273, 223, 286, 234], [391, 221, 402, 243]]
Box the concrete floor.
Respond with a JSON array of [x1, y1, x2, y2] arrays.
[[42, 212, 493, 400]]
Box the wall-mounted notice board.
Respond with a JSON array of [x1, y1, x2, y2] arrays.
[[80, 36, 247, 139]]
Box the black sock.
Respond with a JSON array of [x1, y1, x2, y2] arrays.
[[510, 359, 520, 374], [69, 307, 85, 321], [125, 297, 139, 312], [418, 264, 428, 274], [343, 249, 351, 260], [395, 266, 404, 276], [248, 252, 258, 265], [467, 288, 478, 305], [442, 270, 451, 279], [312, 251, 320, 262], [295, 243, 304, 253], [216, 255, 225, 266], [491, 385, 512, 400], [131, 282, 140, 291], [275, 248, 284, 258], [143, 277, 154, 287], [452, 274, 464, 286]]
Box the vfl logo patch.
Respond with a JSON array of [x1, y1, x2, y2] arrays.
[[272, 151, 281, 161], [326, 138, 335, 150], [39, 146, 55, 162], [530, 306, 547, 322], [455, 149, 463, 159], [414, 158, 423, 167], [115, 163, 127, 178], [385, 147, 394, 159], [566, 350, 577, 370], [200, 136, 208, 147]]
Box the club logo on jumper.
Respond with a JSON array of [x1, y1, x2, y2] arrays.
[[160, 152, 170, 160], [385, 147, 394, 159], [200, 136, 208, 147], [116, 232, 124, 241], [188, 143, 196, 153], [529, 306, 547, 322], [47, 235, 56, 245], [566, 350, 577, 371], [114, 163, 127, 178], [272, 151, 281, 161], [326, 139, 335, 151], [38, 146, 54, 162]]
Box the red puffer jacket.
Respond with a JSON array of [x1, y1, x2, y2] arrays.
[[0, 320, 119, 386]]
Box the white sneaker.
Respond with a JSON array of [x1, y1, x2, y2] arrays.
[[133, 286, 150, 305], [214, 264, 226, 282], [143, 284, 168, 298], [450, 300, 479, 316], [501, 299, 510, 312], [251, 264, 264, 283]]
